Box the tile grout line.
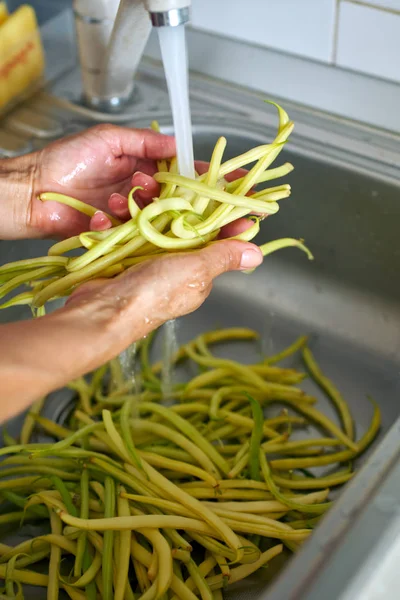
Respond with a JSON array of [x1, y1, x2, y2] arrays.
[[344, 0, 400, 17], [331, 0, 341, 64]]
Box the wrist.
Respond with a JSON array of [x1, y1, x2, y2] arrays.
[[0, 153, 38, 240]]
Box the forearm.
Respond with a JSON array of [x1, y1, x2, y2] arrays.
[[0, 153, 38, 240], [0, 299, 144, 421], [0, 258, 173, 420], [0, 240, 260, 423]]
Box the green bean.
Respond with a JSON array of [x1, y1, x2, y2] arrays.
[[302, 347, 354, 440], [130, 508, 173, 597], [186, 345, 314, 403], [128, 186, 143, 218], [139, 446, 193, 463], [39, 193, 120, 226], [0, 511, 41, 526], [102, 477, 116, 600], [48, 236, 83, 256], [74, 469, 88, 577], [68, 221, 136, 272], [0, 266, 61, 301], [0, 475, 51, 492], [24, 490, 66, 514], [140, 460, 244, 560], [48, 511, 62, 600], [216, 408, 279, 440], [0, 491, 47, 519], [19, 398, 46, 445], [246, 394, 264, 482], [69, 551, 102, 590], [259, 452, 331, 515], [206, 545, 283, 589], [33, 214, 169, 306], [264, 336, 308, 365], [186, 559, 213, 600], [49, 477, 78, 516], [13, 549, 50, 570], [271, 401, 380, 471], [138, 403, 229, 476], [102, 410, 132, 463], [4, 555, 24, 599], [88, 458, 157, 501], [139, 451, 218, 487], [224, 163, 293, 192], [131, 419, 219, 477], [68, 378, 92, 415], [270, 398, 357, 451], [179, 556, 217, 598], [154, 174, 279, 215], [0, 564, 48, 586], [1, 428, 17, 447], [119, 400, 143, 470], [114, 487, 134, 600], [235, 140, 288, 197], [261, 437, 342, 454], [133, 556, 151, 592], [0, 256, 68, 276], [214, 553, 230, 584], [121, 492, 194, 519], [0, 466, 79, 481], [0, 291, 34, 309]]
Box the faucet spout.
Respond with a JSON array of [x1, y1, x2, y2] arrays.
[[144, 0, 191, 27]]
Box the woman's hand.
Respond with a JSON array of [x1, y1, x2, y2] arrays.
[[0, 240, 263, 418], [1, 124, 256, 241], [0, 124, 263, 420], [0, 124, 176, 240]]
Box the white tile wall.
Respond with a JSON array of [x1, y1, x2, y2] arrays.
[[191, 0, 337, 63], [360, 0, 400, 11], [146, 0, 400, 131], [145, 27, 400, 133], [336, 2, 400, 83]]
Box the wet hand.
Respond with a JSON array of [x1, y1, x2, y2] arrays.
[[1, 124, 176, 240], [0, 240, 263, 415]]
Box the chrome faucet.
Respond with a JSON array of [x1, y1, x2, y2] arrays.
[[73, 0, 191, 113]]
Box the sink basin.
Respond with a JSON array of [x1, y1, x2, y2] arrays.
[[1, 61, 400, 600]]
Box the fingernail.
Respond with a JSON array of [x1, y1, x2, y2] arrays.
[[240, 248, 263, 269], [109, 193, 127, 208]]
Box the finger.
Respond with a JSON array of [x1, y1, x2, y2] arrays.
[[68, 239, 263, 330], [108, 193, 131, 220], [133, 160, 158, 177], [194, 161, 211, 176], [195, 239, 263, 279], [131, 172, 160, 207], [96, 125, 176, 161], [90, 211, 113, 232], [219, 218, 255, 239]]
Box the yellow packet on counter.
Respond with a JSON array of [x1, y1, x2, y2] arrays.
[[0, 4, 45, 114]]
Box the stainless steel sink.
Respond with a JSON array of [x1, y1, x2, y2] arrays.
[[1, 58, 400, 600]]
